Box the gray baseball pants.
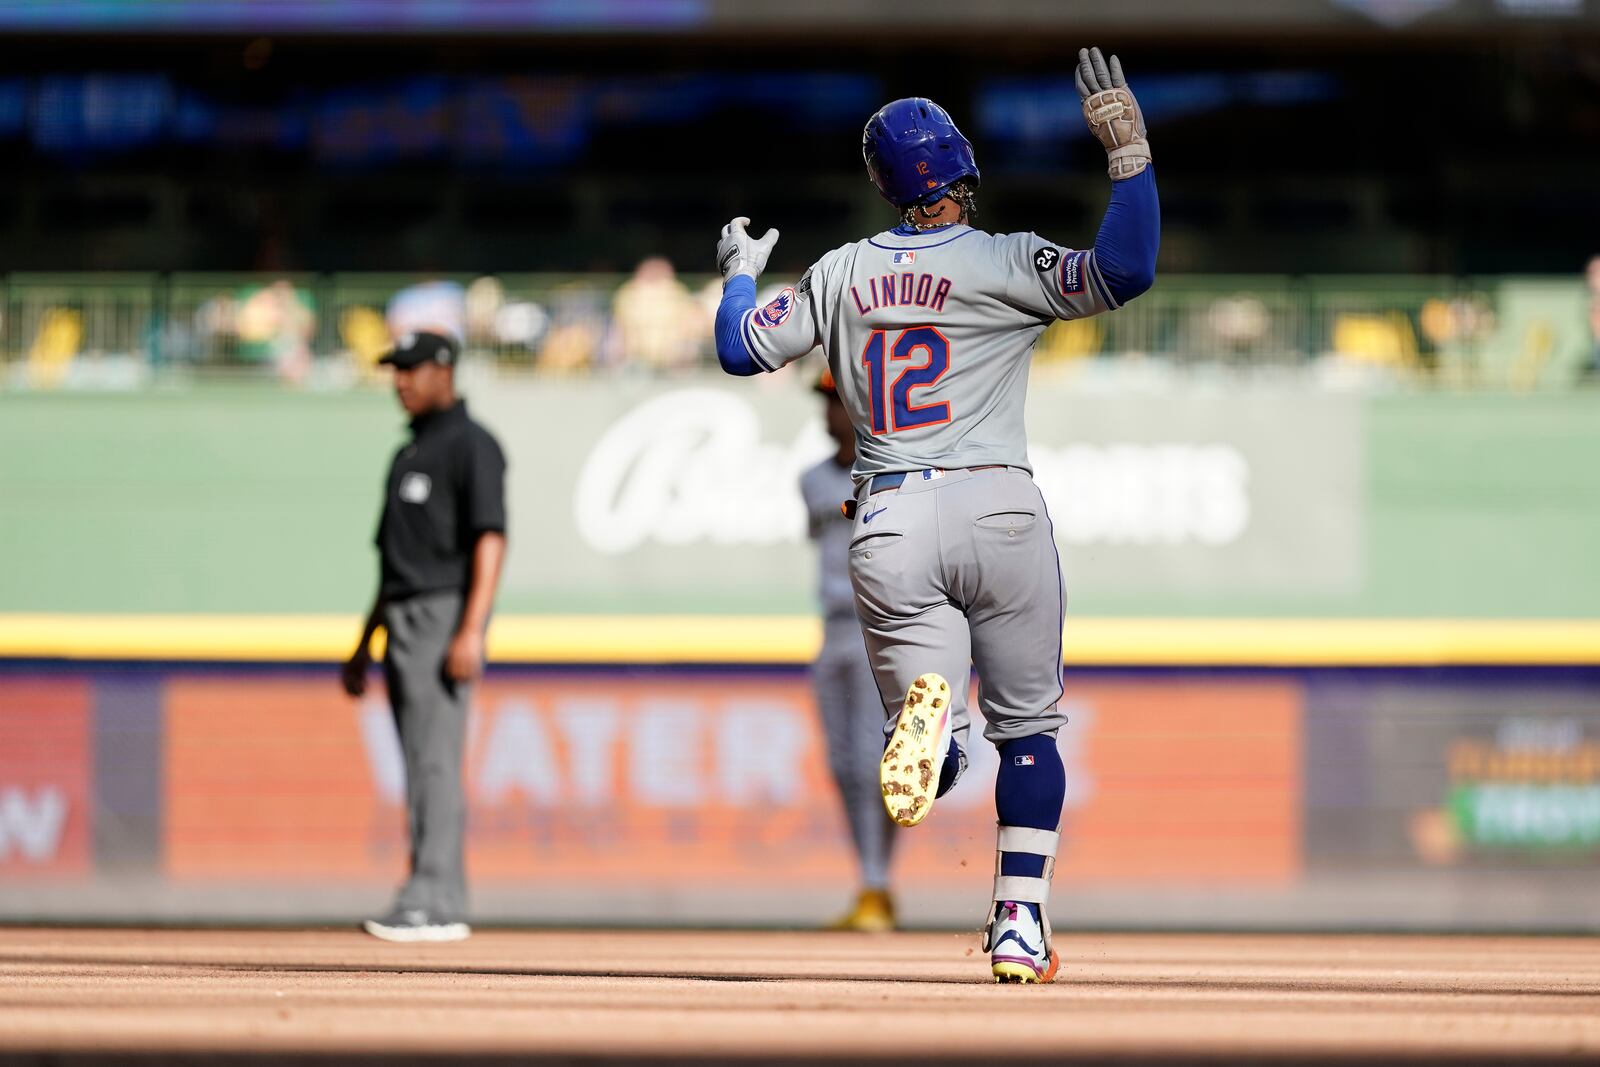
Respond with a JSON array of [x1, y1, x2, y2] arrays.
[[813, 613, 897, 889], [382, 590, 470, 922], [848, 467, 1067, 764]]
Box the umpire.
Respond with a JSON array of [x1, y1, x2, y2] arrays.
[[341, 330, 507, 943]]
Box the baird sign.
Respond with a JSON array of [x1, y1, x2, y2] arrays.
[[575, 388, 1252, 554], [475, 377, 1360, 615], [574, 389, 824, 555]]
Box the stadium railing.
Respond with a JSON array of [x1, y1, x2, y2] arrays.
[[0, 271, 1591, 389]]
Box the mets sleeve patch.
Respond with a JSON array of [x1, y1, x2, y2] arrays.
[[754, 287, 796, 328]]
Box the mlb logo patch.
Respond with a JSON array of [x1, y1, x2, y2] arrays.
[[892, 250, 916, 266], [754, 287, 795, 329], [1013, 754, 1036, 767]]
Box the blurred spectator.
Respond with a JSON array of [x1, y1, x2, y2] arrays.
[[340, 305, 394, 376], [1419, 295, 1494, 348], [1329, 311, 1417, 373], [464, 276, 504, 346], [193, 291, 240, 362], [1207, 296, 1272, 358], [492, 299, 549, 360], [1420, 293, 1495, 383], [144, 308, 199, 368], [609, 256, 705, 371], [467, 275, 548, 363], [26, 307, 82, 388], [537, 281, 607, 373], [236, 280, 315, 384], [388, 279, 466, 345]]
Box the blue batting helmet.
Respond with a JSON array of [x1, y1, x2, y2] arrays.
[[862, 98, 981, 210]]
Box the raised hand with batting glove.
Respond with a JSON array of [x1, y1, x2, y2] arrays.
[[717, 216, 780, 283], [1075, 46, 1151, 181]]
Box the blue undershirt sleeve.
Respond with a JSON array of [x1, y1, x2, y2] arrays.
[[1091, 166, 1160, 305], [714, 275, 763, 377]]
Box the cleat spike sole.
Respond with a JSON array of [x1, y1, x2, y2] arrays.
[[880, 673, 952, 828]]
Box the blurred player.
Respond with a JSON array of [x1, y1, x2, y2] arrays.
[[712, 49, 1159, 982], [802, 368, 899, 931], [342, 331, 508, 943]]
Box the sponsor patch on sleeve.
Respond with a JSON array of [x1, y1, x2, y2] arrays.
[[753, 287, 795, 329], [1057, 250, 1087, 296], [1033, 246, 1061, 273]]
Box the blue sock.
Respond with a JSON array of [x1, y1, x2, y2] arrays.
[[994, 734, 1065, 880]]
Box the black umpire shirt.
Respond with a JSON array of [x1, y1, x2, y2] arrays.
[[376, 400, 507, 600]]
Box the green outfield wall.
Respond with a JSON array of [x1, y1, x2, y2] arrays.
[[2, 377, 1597, 618]]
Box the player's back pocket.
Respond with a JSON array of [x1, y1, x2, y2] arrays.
[[848, 530, 912, 621], [973, 509, 1038, 533]]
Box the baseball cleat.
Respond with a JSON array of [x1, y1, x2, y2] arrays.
[[362, 908, 471, 943], [825, 888, 897, 932], [880, 672, 953, 828], [989, 900, 1060, 984]]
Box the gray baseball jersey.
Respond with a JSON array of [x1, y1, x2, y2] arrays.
[[802, 455, 896, 889], [741, 224, 1117, 477], [799, 456, 858, 619], [742, 222, 1119, 761]]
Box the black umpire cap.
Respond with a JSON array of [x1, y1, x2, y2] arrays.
[[379, 331, 460, 369]]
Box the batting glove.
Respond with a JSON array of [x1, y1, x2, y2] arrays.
[[1075, 47, 1151, 181], [717, 217, 779, 283]]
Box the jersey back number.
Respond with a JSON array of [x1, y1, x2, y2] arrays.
[[860, 326, 951, 435]]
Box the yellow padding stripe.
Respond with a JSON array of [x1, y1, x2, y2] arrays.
[[0, 615, 812, 664], [0, 615, 1597, 666], [1066, 618, 1600, 666]]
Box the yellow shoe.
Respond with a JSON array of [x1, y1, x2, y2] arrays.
[[826, 889, 896, 932], [881, 673, 953, 828]]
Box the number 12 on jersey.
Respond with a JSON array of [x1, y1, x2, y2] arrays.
[[860, 326, 951, 435]]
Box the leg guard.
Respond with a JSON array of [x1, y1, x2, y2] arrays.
[[981, 824, 1059, 957]]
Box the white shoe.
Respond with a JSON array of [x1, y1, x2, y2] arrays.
[[362, 908, 471, 943], [880, 673, 953, 828], [989, 900, 1059, 984]]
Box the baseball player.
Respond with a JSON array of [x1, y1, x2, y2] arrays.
[[802, 368, 900, 931], [712, 49, 1158, 982]]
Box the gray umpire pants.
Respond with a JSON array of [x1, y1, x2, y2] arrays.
[[382, 590, 469, 921], [814, 613, 896, 890], [848, 467, 1067, 763]]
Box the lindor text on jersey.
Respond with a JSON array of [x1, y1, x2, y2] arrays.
[[851, 272, 953, 316]]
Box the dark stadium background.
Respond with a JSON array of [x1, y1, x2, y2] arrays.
[[0, 22, 1594, 275]]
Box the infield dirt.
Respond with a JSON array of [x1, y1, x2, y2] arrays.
[[1, 927, 1597, 1064]]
